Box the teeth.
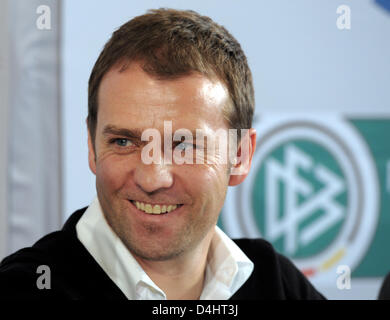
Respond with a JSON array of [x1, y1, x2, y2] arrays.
[[133, 201, 180, 215], [152, 205, 161, 214], [145, 204, 152, 214]]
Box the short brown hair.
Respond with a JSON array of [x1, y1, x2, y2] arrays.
[[87, 8, 254, 143]]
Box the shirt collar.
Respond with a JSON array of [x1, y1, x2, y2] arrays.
[[76, 197, 253, 300]]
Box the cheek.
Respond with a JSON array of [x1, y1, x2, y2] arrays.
[[186, 165, 229, 205], [96, 156, 128, 193], [204, 162, 230, 185]]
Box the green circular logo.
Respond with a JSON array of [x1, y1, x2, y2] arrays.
[[223, 118, 379, 281], [252, 140, 347, 259]]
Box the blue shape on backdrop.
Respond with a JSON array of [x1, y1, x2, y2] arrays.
[[375, 0, 390, 13]]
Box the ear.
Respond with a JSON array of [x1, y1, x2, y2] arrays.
[[228, 128, 256, 186], [87, 128, 97, 175]]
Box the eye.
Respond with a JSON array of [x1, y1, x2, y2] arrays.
[[176, 142, 194, 151], [114, 138, 133, 147]]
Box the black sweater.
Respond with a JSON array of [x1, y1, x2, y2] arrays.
[[0, 207, 325, 300]]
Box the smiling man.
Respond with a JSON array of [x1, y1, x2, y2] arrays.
[[89, 62, 244, 300], [0, 9, 325, 300]]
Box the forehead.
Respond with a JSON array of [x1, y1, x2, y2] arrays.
[[97, 62, 230, 131]]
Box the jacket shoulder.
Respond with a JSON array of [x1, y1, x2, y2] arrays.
[[0, 208, 87, 299], [0, 231, 67, 299], [0, 207, 126, 300], [232, 238, 326, 300], [379, 272, 390, 299]]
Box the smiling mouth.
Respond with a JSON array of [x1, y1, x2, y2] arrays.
[[130, 200, 183, 215]]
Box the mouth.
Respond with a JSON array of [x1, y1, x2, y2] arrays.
[[129, 200, 183, 215]]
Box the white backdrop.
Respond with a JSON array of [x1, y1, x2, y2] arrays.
[[2, 0, 62, 255], [0, 0, 10, 260]]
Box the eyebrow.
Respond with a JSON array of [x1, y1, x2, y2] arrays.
[[102, 125, 217, 144], [102, 125, 144, 139]]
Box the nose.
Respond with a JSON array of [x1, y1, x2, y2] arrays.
[[134, 161, 174, 194]]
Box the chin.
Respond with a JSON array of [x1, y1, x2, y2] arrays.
[[123, 238, 187, 261]]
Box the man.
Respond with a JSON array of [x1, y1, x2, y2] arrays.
[[0, 9, 324, 300]]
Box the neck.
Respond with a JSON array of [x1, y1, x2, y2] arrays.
[[134, 231, 214, 300]]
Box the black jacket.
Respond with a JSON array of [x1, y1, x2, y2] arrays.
[[0, 207, 325, 300], [378, 272, 390, 300]]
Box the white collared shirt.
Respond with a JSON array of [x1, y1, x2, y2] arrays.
[[76, 197, 254, 300]]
